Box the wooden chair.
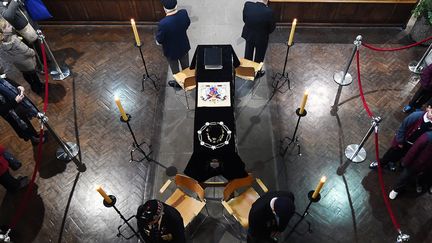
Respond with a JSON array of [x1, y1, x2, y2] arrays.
[[235, 58, 264, 81], [221, 174, 268, 232], [173, 67, 196, 109], [159, 174, 208, 236]]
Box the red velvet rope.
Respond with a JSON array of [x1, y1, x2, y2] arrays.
[[356, 50, 373, 118], [375, 132, 401, 231], [8, 39, 49, 229], [363, 36, 432, 52], [355, 45, 402, 233]]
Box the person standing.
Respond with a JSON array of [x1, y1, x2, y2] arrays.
[[248, 191, 295, 243], [0, 144, 29, 192], [136, 199, 186, 243], [241, 0, 275, 77], [403, 63, 432, 113], [388, 132, 432, 199], [0, 18, 44, 93], [156, 0, 191, 88], [370, 100, 432, 171]]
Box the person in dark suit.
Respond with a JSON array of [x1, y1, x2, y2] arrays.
[[156, 0, 191, 88], [248, 191, 295, 243], [241, 0, 275, 77], [136, 199, 186, 243]]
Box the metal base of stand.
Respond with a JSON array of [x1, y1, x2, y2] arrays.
[[130, 141, 153, 163], [272, 72, 291, 92], [345, 144, 366, 163], [141, 74, 159, 92], [50, 66, 71, 80], [397, 233, 410, 242], [333, 71, 353, 86], [280, 109, 307, 156], [56, 142, 79, 161], [408, 61, 423, 74]]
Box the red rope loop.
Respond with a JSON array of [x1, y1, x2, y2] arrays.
[[363, 36, 432, 52], [356, 50, 374, 118], [374, 132, 401, 231], [8, 38, 50, 229]]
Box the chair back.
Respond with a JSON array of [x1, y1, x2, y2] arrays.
[[223, 174, 254, 201], [183, 76, 196, 91], [173, 67, 196, 91], [175, 174, 205, 201], [235, 58, 263, 81]]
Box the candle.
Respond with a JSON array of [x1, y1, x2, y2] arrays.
[[115, 96, 129, 121], [130, 19, 141, 46], [299, 90, 308, 115], [96, 186, 113, 204], [312, 176, 326, 199], [288, 18, 297, 46]]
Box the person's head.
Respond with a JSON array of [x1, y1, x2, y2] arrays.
[[136, 200, 164, 225], [426, 100, 432, 120], [161, 0, 177, 13], [273, 196, 295, 228]]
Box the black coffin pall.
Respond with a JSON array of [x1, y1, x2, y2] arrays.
[[184, 45, 248, 182]]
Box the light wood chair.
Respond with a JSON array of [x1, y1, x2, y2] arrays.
[[221, 174, 268, 231], [235, 58, 264, 81], [159, 174, 208, 236], [173, 68, 196, 109]]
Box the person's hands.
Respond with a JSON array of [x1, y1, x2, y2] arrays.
[[15, 93, 24, 103], [398, 144, 403, 148], [17, 86, 24, 94]]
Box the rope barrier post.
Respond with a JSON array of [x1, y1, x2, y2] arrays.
[[120, 114, 177, 176], [134, 43, 159, 92], [331, 35, 362, 115], [36, 113, 86, 172], [408, 42, 432, 74], [397, 230, 410, 242], [36, 30, 71, 81], [0, 229, 11, 242], [345, 116, 381, 163]]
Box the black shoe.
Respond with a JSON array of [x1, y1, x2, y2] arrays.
[[31, 84, 44, 94], [168, 80, 182, 89], [255, 70, 265, 79]]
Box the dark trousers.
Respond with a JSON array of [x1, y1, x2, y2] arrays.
[[380, 144, 411, 166], [0, 170, 20, 192], [167, 53, 189, 75], [1, 112, 38, 140], [244, 39, 268, 63], [247, 234, 277, 243], [408, 86, 432, 109], [393, 167, 416, 192], [22, 71, 43, 93]]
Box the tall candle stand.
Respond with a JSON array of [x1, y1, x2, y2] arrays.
[[135, 43, 159, 92], [270, 43, 292, 100], [101, 194, 144, 242], [280, 108, 307, 156], [284, 190, 321, 240], [120, 114, 177, 176]]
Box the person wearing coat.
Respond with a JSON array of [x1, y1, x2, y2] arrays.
[[0, 144, 28, 192], [388, 132, 432, 199], [0, 0, 38, 43], [241, 0, 275, 77], [0, 18, 44, 93], [248, 191, 295, 243], [156, 0, 191, 88], [403, 63, 432, 113], [136, 199, 186, 243], [0, 77, 44, 143], [369, 100, 432, 170]]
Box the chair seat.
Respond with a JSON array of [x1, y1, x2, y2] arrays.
[[165, 189, 206, 227], [173, 68, 196, 91], [226, 187, 260, 228], [235, 58, 264, 81]]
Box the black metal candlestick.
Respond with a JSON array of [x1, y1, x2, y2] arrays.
[[135, 43, 159, 91], [280, 108, 307, 156], [102, 195, 144, 242], [270, 43, 292, 100], [120, 114, 177, 176], [285, 190, 321, 240]]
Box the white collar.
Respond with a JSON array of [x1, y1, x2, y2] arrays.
[[424, 112, 432, 123]]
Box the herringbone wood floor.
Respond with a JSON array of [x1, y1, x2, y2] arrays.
[[0, 26, 431, 243]]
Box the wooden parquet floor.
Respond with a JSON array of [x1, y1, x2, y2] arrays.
[[0, 25, 431, 243]]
